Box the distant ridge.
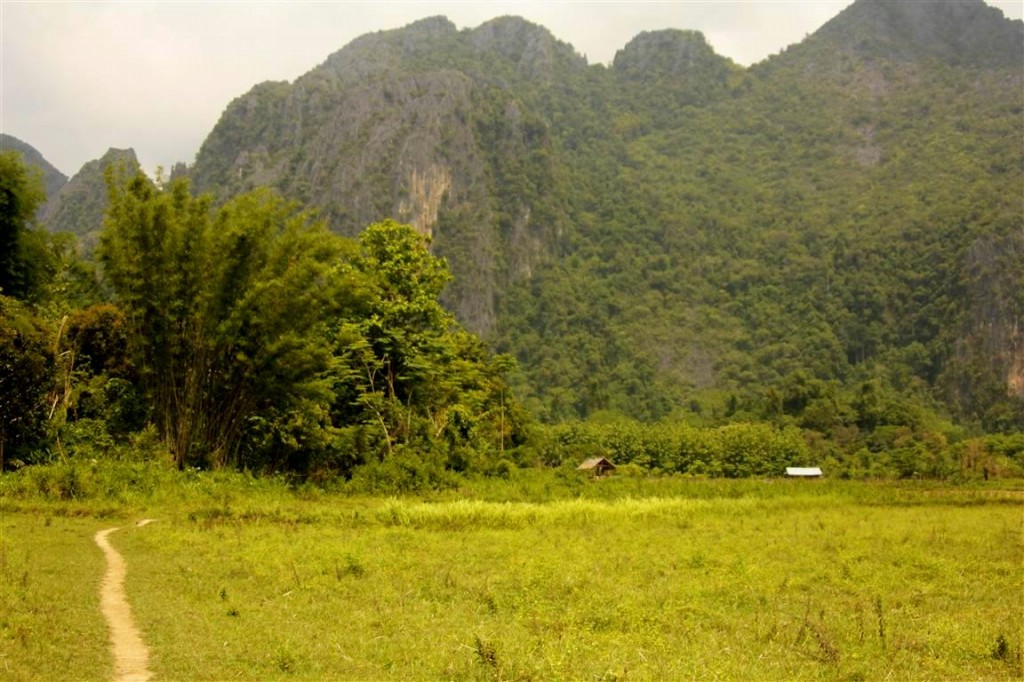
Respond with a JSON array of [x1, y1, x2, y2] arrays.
[[0, 134, 69, 211]]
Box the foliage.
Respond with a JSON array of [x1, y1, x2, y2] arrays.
[[0, 297, 55, 469], [332, 220, 526, 474], [99, 167, 363, 470], [184, 6, 1023, 436], [94, 171, 520, 477], [0, 151, 53, 302], [538, 419, 810, 477]]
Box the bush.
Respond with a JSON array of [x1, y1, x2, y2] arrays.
[[0, 297, 55, 468]]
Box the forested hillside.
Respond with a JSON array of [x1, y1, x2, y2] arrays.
[[4, 0, 1022, 483], [183, 0, 1022, 432]]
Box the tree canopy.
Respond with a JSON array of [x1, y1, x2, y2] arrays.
[[95, 168, 520, 476]]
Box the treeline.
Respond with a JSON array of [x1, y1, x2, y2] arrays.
[[533, 419, 1024, 481], [2, 149, 1022, 486]]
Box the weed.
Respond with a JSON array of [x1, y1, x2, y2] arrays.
[[475, 635, 499, 669], [992, 633, 1009, 660], [480, 591, 498, 614], [873, 595, 886, 650], [811, 618, 840, 664], [275, 645, 297, 673], [337, 554, 366, 578]]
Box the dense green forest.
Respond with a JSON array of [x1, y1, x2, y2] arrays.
[[176, 0, 1023, 433], [3, 0, 1023, 485]]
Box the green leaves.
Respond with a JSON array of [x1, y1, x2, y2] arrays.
[[100, 171, 355, 469], [0, 151, 51, 303], [0, 296, 54, 468], [330, 220, 521, 469], [97, 174, 519, 478]]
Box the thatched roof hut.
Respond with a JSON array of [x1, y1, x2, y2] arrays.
[[577, 457, 616, 477]]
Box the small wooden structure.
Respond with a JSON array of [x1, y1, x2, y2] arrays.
[[785, 467, 823, 478], [577, 457, 617, 477]]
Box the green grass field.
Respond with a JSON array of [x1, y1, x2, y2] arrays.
[[2, 473, 1022, 680]]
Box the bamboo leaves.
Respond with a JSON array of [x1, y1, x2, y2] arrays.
[[98, 175, 517, 475]]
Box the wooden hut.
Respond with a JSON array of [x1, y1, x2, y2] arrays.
[[577, 457, 617, 477], [785, 467, 823, 478]]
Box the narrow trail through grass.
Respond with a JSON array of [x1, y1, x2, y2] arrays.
[[94, 521, 155, 682]]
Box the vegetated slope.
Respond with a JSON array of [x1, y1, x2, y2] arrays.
[[189, 16, 586, 335], [0, 134, 69, 212], [186, 0, 1023, 429], [41, 148, 139, 252]]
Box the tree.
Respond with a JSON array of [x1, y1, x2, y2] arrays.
[[0, 151, 52, 302], [0, 297, 54, 469], [100, 168, 363, 469], [334, 220, 522, 468]]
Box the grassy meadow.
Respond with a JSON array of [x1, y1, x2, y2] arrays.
[[2, 468, 1022, 681]]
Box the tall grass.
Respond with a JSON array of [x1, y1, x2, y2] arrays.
[[2, 463, 1022, 680], [125, 493, 1024, 679]]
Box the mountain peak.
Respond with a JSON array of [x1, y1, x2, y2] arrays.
[[612, 29, 734, 82], [469, 16, 587, 75], [401, 15, 457, 38], [97, 147, 138, 165], [813, 0, 1023, 68], [41, 148, 139, 248], [322, 16, 458, 80]]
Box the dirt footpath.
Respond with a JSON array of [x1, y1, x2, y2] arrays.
[[94, 521, 154, 682]]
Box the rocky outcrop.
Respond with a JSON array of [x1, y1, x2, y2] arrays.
[[190, 18, 583, 335], [812, 0, 1023, 67], [613, 30, 734, 83]]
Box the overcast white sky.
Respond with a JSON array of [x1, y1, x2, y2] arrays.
[[2, 1, 1021, 178]]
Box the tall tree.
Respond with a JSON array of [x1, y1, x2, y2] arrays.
[[0, 151, 52, 302], [0, 297, 53, 469], [99, 167, 363, 468], [334, 220, 523, 464]]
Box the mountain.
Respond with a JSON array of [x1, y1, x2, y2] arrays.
[[188, 16, 588, 333], [0, 134, 68, 213], [41, 148, 139, 252], [156, 1, 1024, 429], [810, 0, 1022, 67]]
